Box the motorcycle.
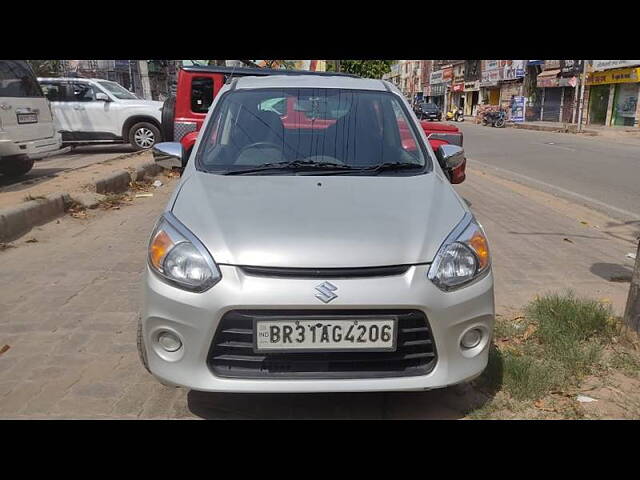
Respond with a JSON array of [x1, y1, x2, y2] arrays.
[[482, 109, 506, 128], [446, 106, 465, 122]]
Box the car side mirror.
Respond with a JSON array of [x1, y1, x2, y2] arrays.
[[152, 142, 184, 169], [95, 92, 111, 102], [436, 144, 466, 184]]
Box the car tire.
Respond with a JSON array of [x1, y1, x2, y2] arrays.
[[0, 154, 34, 177], [129, 122, 161, 151], [137, 316, 151, 373], [161, 95, 175, 142]]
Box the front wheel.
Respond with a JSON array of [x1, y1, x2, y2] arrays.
[[481, 118, 488, 126], [495, 118, 506, 128], [129, 122, 161, 151], [0, 154, 34, 177]]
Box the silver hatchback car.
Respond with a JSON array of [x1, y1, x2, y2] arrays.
[[139, 74, 494, 393]]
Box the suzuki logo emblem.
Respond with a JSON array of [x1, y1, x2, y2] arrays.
[[315, 281, 338, 303]]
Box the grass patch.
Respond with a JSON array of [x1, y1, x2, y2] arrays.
[[484, 291, 617, 404], [97, 193, 131, 209], [610, 350, 640, 378]]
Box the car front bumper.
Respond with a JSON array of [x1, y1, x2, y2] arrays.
[[141, 264, 494, 393]]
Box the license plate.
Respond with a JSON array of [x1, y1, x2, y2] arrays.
[[17, 113, 38, 124], [255, 317, 397, 352]]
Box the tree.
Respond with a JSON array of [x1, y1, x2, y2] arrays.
[[624, 241, 640, 332], [327, 60, 393, 79], [27, 60, 61, 76]]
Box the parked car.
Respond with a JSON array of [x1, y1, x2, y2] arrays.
[[416, 102, 442, 121], [161, 65, 357, 162], [0, 60, 66, 177], [139, 74, 494, 393], [38, 77, 164, 150]]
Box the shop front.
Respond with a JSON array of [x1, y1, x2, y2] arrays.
[[536, 68, 563, 122], [464, 80, 480, 116], [587, 66, 640, 127], [451, 82, 465, 111], [430, 83, 446, 109], [480, 60, 501, 105]]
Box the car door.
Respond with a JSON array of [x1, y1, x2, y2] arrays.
[[0, 60, 55, 143], [65, 82, 118, 140], [40, 80, 71, 138]]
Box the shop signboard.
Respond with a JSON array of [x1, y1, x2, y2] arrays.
[[527, 60, 544, 66], [115, 60, 130, 71], [558, 77, 578, 88], [431, 83, 446, 96], [510, 96, 526, 123], [442, 67, 453, 83], [464, 80, 480, 91], [452, 83, 464, 92], [586, 67, 640, 85], [560, 60, 583, 76], [592, 60, 640, 71], [502, 60, 526, 80], [481, 69, 500, 87], [430, 70, 444, 84], [484, 60, 500, 71], [537, 75, 560, 88]]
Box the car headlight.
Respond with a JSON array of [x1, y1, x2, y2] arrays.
[[148, 212, 221, 292], [428, 213, 490, 291]]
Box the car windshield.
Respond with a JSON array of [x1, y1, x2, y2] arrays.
[[197, 88, 430, 175], [422, 103, 438, 109], [97, 80, 138, 100]]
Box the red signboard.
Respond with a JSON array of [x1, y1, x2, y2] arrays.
[[443, 67, 453, 82], [452, 83, 464, 92]]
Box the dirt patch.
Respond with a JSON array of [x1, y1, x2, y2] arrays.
[[0, 151, 154, 210]]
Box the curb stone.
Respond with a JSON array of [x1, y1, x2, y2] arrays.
[[0, 162, 168, 243], [0, 193, 70, 243]]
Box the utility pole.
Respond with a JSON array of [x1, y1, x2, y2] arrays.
[[138, 60, 152, 100], [576, 60, 588, 132], [624, 240, 640, 333]]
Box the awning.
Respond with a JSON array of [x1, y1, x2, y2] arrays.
[[538, 69, 561, 78], [537, 69, 561, 88]]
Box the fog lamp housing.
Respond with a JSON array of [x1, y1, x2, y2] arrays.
[[461, 328, 482, 349], [158, 331, 182, 352]]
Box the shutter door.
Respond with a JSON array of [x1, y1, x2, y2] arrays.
[[542, 88, 562, 121]]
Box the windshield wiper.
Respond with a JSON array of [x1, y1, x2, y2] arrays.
[[359, 162, 424, 174], [223, 160, 357, 175]]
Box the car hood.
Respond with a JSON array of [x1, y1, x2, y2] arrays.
[[171, 171, 467, 268]]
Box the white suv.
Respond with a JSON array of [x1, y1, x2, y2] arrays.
[[0, 60, 64, 177], [38, 77, 164, 150]]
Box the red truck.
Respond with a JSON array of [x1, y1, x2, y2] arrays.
[[162, 65, 465, 183]]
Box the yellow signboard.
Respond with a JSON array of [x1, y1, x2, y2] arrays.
[[586, 67, 640, 85]]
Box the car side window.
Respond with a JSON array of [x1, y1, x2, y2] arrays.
[[191, 77, 214, 113], [40, 82, 68, 102], [0, 60, 42, 97], [69, 82, 96, 102]]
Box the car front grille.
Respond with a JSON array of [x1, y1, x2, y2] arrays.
[[208, 309, 437, 379], [239, 265, 410, 279]]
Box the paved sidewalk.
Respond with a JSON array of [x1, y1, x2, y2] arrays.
[[0, 168, 635, 418]]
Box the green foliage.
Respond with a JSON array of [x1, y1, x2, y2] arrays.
[[327, 60, 393, 79]]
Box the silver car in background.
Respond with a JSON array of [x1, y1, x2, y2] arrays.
[[139, 74, 494, 393]]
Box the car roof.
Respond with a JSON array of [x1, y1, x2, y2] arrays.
[[37, 77, 110, 83], [232, 74, 390, 91]]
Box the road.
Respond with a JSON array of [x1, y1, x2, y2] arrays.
[[457, 123, 640, 223], [1, 160, 634, 418], [0, 145, 136, 192]]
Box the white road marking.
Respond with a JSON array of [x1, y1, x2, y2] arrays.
[[469, 159, 640, 221]]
